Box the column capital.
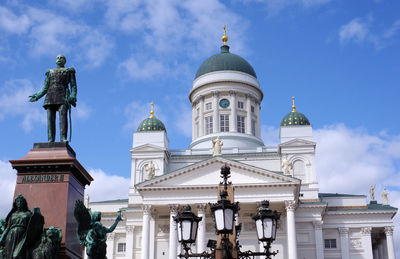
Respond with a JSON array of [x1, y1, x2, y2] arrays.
[[168, 204, 179, 214], [126, 225, 135, 233], [361, 227, 372, 235], [212, 91, 219, 97], [142, 204, 152, 215], [229, 90, 237, 96], [313, 220, 323, 230], [196, 203, 207, 214], [285, 200, 297, 211], [384, 226, 394, 236], [339, 227, 349, 235]]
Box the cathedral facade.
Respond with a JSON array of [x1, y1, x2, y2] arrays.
[[89, 35, 397, 259]]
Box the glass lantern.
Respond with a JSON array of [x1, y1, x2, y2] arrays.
[[252, 200, 280, 243], [174, 205, 202, 244], [209, 190, 239, 235]]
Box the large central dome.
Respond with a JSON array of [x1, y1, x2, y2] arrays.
[[195, 45, 257, 79]]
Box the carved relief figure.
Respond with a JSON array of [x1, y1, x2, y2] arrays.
[[145, 161, 155, 180], [382, 188, 388, 205], [281, 156, 293, 175], [74, 200, 122, 259], [370, 185, 376, 201], [212, 137, 223, 156]]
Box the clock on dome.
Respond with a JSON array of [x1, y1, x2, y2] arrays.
[[219, 99, 230, 108]]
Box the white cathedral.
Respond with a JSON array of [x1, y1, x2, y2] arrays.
[[88, 32, 397, 259]]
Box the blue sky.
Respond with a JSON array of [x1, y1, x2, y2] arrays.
[[1, 0, 400, 249]]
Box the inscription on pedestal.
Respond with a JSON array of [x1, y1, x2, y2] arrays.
[[21, 174, 65, 183]]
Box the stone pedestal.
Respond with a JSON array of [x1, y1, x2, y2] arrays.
[[9, 142, 93, 259]]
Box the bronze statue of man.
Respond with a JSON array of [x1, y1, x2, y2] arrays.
[[29, 54, 77, 142]]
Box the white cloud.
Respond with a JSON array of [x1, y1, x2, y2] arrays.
[[174, 103, 193, 138], [0, 160, 17, 217], [118, 55, 166, 80], [85, 168, 130, 202], [261, 125, 279, 146], [0, 6, 31, 34], [75, 102, 92, 121], [244, 0, 332, 15], [384, 19, 400, 39], [0, 79, 45, 132], [315, 124, 400, 194], [339, 18, 369, 44]]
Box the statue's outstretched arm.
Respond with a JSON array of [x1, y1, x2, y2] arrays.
[[106, 211, 122, 233], [29, 71, 50, 102]]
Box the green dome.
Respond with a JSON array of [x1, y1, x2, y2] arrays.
[[281, 111, 310, 127], [195, 45, 257, 79], [137, 116, 166, 132]]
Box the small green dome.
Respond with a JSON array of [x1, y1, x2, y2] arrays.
[[195, 45, 257, 79], [281, 111, 310, 127], [137, 116, 166, 132]]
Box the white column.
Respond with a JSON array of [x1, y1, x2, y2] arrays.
[[192, 102, 196, 141], [313, 221, 324, 259], [169, 205, 179, 259], [384, 226, 396, 259], [149, 212, 156, 259], [255, 101, 261, 137], [126, 226, 135, 259], [197, 204, 207, 253], [141, 204, 152, 259], [230, 91, 237, 132], [285, 200, 298, 259], [106, 232, 115, 258], [361, 227, 373, 259], [339, 227, 350, 259], [245, 94, 252, 134], [212, 91, 219, 133], [199, 96, 204, 137]]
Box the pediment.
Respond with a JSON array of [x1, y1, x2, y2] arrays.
[[136, 157, 300, 190], [130, 143, 166, 152], [280, 138, 316, 147]]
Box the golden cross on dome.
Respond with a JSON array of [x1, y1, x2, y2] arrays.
[[150, 101, 155, 118], [292, 96, 296, 112], [222, 25, 228, 45]]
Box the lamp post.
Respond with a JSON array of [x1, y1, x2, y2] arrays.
[[174, 164, 280, 259]]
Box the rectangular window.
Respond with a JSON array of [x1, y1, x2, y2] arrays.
[[324, 239, 337, 249], [238, 101, 244, 109], [206, 102, 212, 110], [118, 243, 126, 252], [205, 116, 213, 134], [196, 122, 199, 137], [251, 119, 256, 135], [251, 105, 255, 113], [220, 115, 229, 132], [237, 116, 245, 133]]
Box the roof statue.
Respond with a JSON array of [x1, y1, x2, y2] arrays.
[[281, 156, 293, 175], [74, 200, 122, 259], [29, 54, 77, 142], [145, 161, 156, 180], [370, 185, 376, 201], [382, 188, 389, 205], [212, 137, 223, 156]]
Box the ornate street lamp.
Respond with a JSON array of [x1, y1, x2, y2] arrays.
[[175, 164, 280, 259], [209, 190, 239, 235]]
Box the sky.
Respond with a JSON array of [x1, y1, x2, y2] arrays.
[[0, 0, 400, 253]]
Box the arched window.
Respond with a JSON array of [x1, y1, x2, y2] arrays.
[[293, 160, 306, 181]]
